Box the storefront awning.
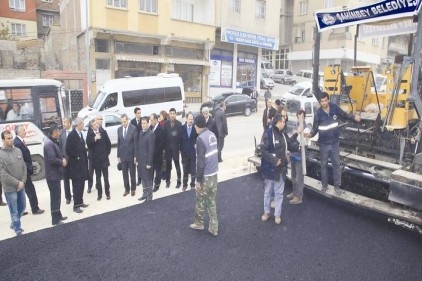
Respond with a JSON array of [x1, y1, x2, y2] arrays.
[[116, 55, 165, 63], [165, 58, 210, 66]]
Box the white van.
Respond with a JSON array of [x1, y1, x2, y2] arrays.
[[78, 73, 185, 119], [261, 60, 274, 77]]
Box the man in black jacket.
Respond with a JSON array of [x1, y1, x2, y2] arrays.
[[150, 113, 165, 192], [86, 116, 112, 200], [66, 117, 89, 213], [164, 108, 182, 188], [117, 114, 137, 197], [131, 107, 142, 186], [179, 112, 198, 191], [44, 124, 68, 225], [262, 99, 276, 130], [14, 125, 44, 215]]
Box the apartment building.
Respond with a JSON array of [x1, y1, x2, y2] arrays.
[[288, 0, 388, 73], [0, 0, 37, 40], [210, 0, 280, 97], [36, 0, 60, 39], [58, 0, 215, 104]]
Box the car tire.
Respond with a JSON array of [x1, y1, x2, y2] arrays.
[[244, 107, 251, 116], [291, 81, 296, 85], [31, 154, 45, 181], [281, 79, 285, 84]]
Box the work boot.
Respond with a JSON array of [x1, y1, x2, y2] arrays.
[[261, 213, 270, 222], [286, 192, 295, 199], [321, 186, 328, 193], [290, 196, 302, 205], [208, 229, 218, 237], [275, 216, 281, 225], [334, 187, 343, 195], [189, 223, 204, 230]]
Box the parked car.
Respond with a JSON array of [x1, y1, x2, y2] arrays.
[[200, 93, 257, 117], [291, 70, 324, 85], [82, 112, 122, 145], [260, 73, 274, 89], [281, 81, 323, 105], [271, 69, 293, 84]]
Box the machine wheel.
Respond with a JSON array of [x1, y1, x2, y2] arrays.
[[31, 155, 45, 181], [244, 107, 251, 116]]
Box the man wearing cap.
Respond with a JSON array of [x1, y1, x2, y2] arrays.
[[189, 114, 219, 236], [260, 113, 301, 225]]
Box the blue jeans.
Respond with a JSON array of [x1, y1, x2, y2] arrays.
[[319, 142, 341, 188], [264, 177, 285, 217], [5, 188, 26, 233]]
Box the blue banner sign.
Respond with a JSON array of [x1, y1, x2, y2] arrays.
[[315, 0, 422, 32], [221, 28, 279, 50]]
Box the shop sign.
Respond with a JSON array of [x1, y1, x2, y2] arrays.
[[221, 28, 278, 50]]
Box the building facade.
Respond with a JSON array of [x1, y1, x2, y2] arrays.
[[35, 0, 60, 39], [0, 0, 37, 40], [210, 0, 280, 97], [59, 0, 215, 104], [288, 0, 388, 74]]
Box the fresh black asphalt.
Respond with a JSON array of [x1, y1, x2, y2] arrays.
[[0, 173, 421, 281]]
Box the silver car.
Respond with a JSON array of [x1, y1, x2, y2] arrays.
[[271, 69, 293, 85]]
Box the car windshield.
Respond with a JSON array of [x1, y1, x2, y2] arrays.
[[261, 73, 270, 78], [287, 84, 306, 96], [90, 91, 107, 108], [286, 71, 293, 75]]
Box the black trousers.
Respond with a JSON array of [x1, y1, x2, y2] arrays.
[[95, 165, 110, 197], [217, 136, 225, 162], [87, 158, 95, 189], [182, 154, 196, 187], [63, 165, 72, 201], [122, 161, 136, 192], [72, 179, 85, 208], [153, 162, 162, 187], [47, 180, 62, 224], [25, 174, 40, 212], [165, 147, 181, 183]]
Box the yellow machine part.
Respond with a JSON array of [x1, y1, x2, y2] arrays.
[[322, 64, 417, 129]]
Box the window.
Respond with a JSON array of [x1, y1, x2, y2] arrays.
[[233, 0, 241, 14], [372, 38, 379, 46], [0, 89, 34, 122], [255, 0, 266, 20], [9, 0, 25, 10], [40, 97, 60, 130], [299, 0, 308, 15], [107, 0, 127, 8], [104, 115, 121, 127], [42, 15, 54, 27], [11, 23, 26, 36], [324, 0, 335, 8], [96, 59, 110, 69], [140, 0, 157, 13], [180, 2, 193, 21], [305, 102, 312, 115], [122, 87, 182, 107], [95, 39, 110, 52]]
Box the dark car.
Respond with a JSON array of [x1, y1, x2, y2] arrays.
[[200, 93, 257, 117]]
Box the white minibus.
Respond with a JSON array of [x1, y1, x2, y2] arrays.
[[78, 73, 185, 119]]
